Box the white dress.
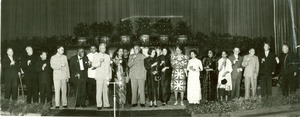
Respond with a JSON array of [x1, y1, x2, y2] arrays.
[[217, 58, 233, 91], [187, 58, 203, 104]]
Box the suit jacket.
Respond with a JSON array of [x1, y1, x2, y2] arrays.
[[92, 52, 112, 80], [242, 54, 259, 78], [228, 54, 243, 79], [128, 53, 147, 80], [2, 55, 20, 80], [70, 55, 89, 80], [21, 54, 37, 78], [36, 58, 52, 83], [258, 51, 276, 75], [50, 53, 70, 80], [279, 52, 298, 75]]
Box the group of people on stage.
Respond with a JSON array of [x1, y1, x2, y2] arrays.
[[2, 42, 299, 109]]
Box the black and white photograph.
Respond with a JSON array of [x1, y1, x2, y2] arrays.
[[0, 0, 300, 116]]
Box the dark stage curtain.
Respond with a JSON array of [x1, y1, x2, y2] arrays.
[[1, 0, 299, 53]]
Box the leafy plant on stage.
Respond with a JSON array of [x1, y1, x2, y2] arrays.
[[99, 21, 114, 37], [173, 21, 192, 36], [153, 18, 173, 36], [116, 20, 133, 36], [73, 22, 90, 37], [135, 18, 153, 36]]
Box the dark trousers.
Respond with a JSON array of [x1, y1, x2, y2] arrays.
[[73, 72, 87, 106], [159, 73, 171, 103], [260, 74, 273, 97], [147, 75, 158, 101], [25, 76, 39, 103], [5, 77, 18, 100], [126, 80, 132, 104], [87, 78, 96, 105], [39, 81, 52, 104], [281, 73, 297, 96], [231, 78, 241, 99]]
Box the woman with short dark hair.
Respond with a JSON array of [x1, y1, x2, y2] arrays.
[[202, 50, 218, 101]]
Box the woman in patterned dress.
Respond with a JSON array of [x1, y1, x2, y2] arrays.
[[171, 46, 188, 106], [217, 51, 232, 102], [112, 48, 127, 108], [202, 50, 218, 101]]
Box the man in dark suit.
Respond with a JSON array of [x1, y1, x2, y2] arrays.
[[36, 51, 52, 104], [278, 44, 298, 96], [2, 48, 21, 101], [70, 48, 89, 108], [259, 42, 276, 97], [228, 47, 243, 99], [21, 46, 39, 103]]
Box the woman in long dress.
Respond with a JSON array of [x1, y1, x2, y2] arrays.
[[158, 47, 172, 106], [217, 51, 232, 102], [171, 46, 188, 106], [202, 50, 218, 101], [187, 50, 203, 104], [144, 48, 160, 107], [112, 48, 127, 108]]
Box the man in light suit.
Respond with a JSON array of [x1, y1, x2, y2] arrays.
[[70, 48, 89, 107], [242, 48, 259, 99], [128, 45, 147, 107], [228, 47, 243, 99], [92, 43, 112, 110], [50, 46, 70, 109]]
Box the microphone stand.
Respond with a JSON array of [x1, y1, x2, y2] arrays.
[[107, 81, 121, 117]]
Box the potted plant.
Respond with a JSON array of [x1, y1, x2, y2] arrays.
[[135, 18, 152, 43], [153, 19, 173, 42], [117, 20, 133, 43], [99, 21, 114, 43], [73, 22, 90, 45], [174, 21, 192, 42]]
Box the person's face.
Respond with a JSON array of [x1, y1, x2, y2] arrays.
[[134, 46, 140, 54], [118, 49, 124, 57], [40, 52, 47, 60], [282, 45, 289, 53], [123, 50, 129, 56], [176, 47, 182, 55], [233, 48, 240, 55], [90, 46, 97, 53], [222, 52, 227, 58], [162, 49, 168, 56], [7, 48, 13, 56], [78, 49, 85, 57], [156, 49, 161, 56], [249, 49, 255, 55], [190, 52, 196, 59], [57, 47, 64, 55], [99, 45, 106, 53], [26, 47, 33, 56], [264, 44, 270, 51], [150, 50, 156, 57], [208, 51, 213, 57]]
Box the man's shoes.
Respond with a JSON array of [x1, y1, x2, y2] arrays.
[[63, 106, 68, 109], [97, 107, 102, 110], [55, 106, 59, 109], [154, 105, 158, 107], [104, 106, 112, 109], [162, 103, 166, 106], [131, 104, 138, 107], [140, 104, 145, 107], [81, 105, 86, 108]]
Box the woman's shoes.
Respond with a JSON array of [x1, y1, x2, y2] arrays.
[[154, 100, 157, 107], [181, 101, 184, 106], [174, 101, 178, 105], [149, 101, 153, 107]]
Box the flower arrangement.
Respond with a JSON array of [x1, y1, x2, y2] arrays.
[[135, 18, 152, 36], [153, 19, 173, 35], [174, 21, 192, 36], [99, 21, 114, 37], [116, 20, 133, 36], [73, 22, 90, 37]]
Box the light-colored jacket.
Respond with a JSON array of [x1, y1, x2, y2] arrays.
[[242, 54, 259, 78], [87, 52, 98, 78], [50, 53, 70, 80], [128, 53, 147, 80], [92, 52, 112, 80]]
